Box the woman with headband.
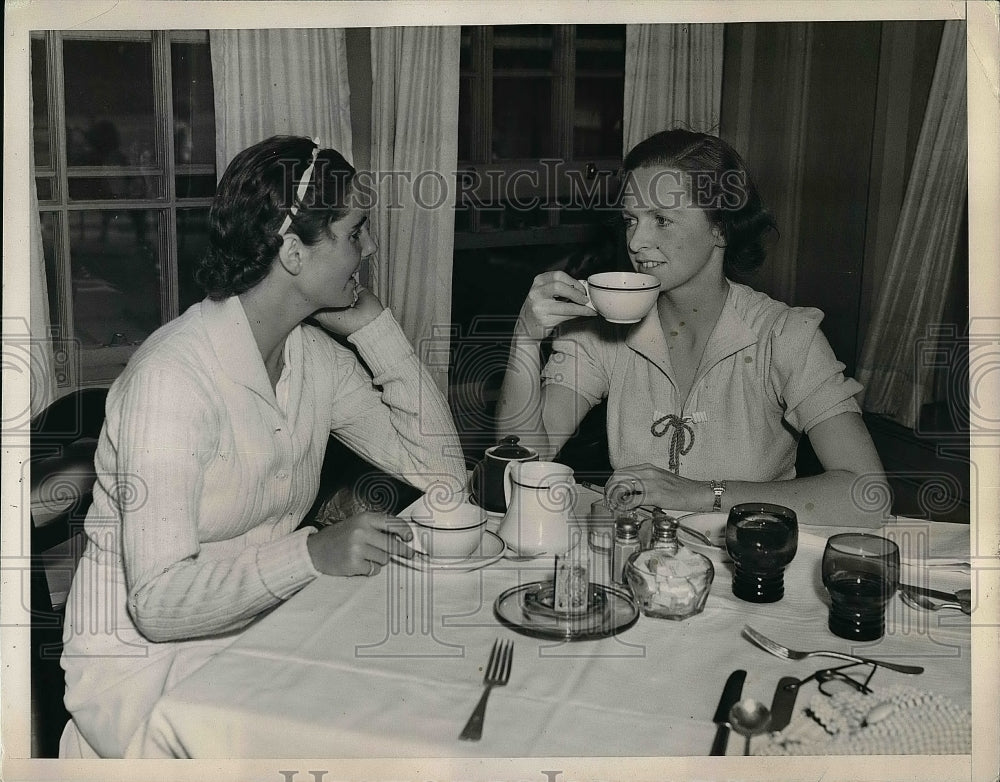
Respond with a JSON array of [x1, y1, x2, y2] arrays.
[[58, 136, 467, 757]]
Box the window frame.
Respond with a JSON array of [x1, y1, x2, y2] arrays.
[[456, 24, 625, 249], [32, 29, 215, 388]]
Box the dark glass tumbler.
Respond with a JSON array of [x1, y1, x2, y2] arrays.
[[725, 503, 798, 603], [822, 534, 900, 641]]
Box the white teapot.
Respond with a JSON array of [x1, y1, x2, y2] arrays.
[[497, 461, 576, 557]]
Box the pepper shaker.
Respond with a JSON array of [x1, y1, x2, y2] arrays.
[[611, 512, 642, 584]]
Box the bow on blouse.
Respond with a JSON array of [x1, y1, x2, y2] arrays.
[[650, 414, 695, 474]]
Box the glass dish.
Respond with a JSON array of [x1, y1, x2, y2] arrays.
[[624, 546, 714, 620], [493, 581, 639, 640]]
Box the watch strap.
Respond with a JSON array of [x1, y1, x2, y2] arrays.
[[711, 480, 727, 512]]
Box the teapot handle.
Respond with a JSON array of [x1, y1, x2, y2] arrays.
[[503, 462, 515, 508]]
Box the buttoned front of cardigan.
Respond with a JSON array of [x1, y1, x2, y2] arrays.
[[541, 281, 863, 480]]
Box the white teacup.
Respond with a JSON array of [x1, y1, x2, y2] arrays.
[[583, 272, 661, 324], [408, 498, 487, 559]]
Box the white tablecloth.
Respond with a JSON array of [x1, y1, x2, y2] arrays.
[[129, 488, 972, 758]]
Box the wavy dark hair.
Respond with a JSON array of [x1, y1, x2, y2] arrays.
[[622, 129, 777, 277], [196, 135, 356, 299]]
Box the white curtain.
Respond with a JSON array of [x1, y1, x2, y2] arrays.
[[369, 27, 461, 394], [623, 23, 725, 153], [210, 29, 353, 172], [855, 21, 968, 429], [29, 67, 55, 417]]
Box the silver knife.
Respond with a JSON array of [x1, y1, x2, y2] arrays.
[[710, 669, 747, 755], [768, 676, 800, 732]]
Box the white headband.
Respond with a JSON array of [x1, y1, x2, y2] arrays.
[[278, 138, 321, 236]]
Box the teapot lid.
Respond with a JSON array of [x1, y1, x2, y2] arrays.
[[488, 435, 536, 460]]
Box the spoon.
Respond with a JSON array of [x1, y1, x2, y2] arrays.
[[900, 587, 971, 615], [728, 698, 771, 756], [678, 524, 720, 548]]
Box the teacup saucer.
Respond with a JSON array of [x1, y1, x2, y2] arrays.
[[391, 530, 506, 572], [676, 511, 730, 562]]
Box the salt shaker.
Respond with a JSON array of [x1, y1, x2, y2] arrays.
[[649, 510, 681, 553], [611, 513, 642, 584]]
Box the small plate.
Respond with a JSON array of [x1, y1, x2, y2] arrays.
[[494, 581, 639, 641], [676, 511, 730, 562], [391, 530, 505, 572]]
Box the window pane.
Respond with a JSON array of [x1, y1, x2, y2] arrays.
[[35, 177, 55, 201], [575, 25, 626, 73], [31, 37, 51, 168], [39, 212, 60, 330], [63, 39, 157, 169], [558, 199, 618, 227], [492, 25, 554, 160], [503, 201, 549, 230], [492, 77, 553, 159], [460, 27, 474, 70], [171, 42, 216, 167], [177, 207, 210, 312], [493, 25, 553, 71], [573, 76, 625, 158], [69, 209, 162, 347], [175, 172, 217, 199], [478, 205, 504, 231], [454, 204, 474, 233], [68, 175, 163, 202], [458, 75, 474, 162]]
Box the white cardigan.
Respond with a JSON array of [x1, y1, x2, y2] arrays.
[[61, 296, 466, 757]]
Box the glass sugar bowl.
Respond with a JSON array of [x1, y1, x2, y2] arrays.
[[624, 511, 715, 620]]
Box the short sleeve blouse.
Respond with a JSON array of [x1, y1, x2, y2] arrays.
[[540, 281, 863, 481]]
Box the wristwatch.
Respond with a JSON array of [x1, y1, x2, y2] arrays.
[[710, 479, 727, 512]]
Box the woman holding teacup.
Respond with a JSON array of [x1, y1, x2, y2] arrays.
[[497, 128, 887, 527], [59, 135, 466, 757]]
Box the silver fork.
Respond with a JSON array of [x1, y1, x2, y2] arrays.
[[459, 639, 513, 740], [741, 625, 924, 674]]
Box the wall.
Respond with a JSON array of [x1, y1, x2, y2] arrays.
[[720, 20, 946, 378], [720, 21, 970, 520]]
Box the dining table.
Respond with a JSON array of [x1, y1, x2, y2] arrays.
[[126, 485, 974, 759]]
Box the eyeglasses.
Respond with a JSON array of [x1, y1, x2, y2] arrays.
[[782, 660, 879, 698]]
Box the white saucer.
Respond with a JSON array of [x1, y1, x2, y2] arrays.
[[676, 511, 730, 562], [391, 530, 506, 572]]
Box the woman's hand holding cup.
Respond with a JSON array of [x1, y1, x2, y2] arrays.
[[516, 271, 596, 341], [306, 509, 414, 577]]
